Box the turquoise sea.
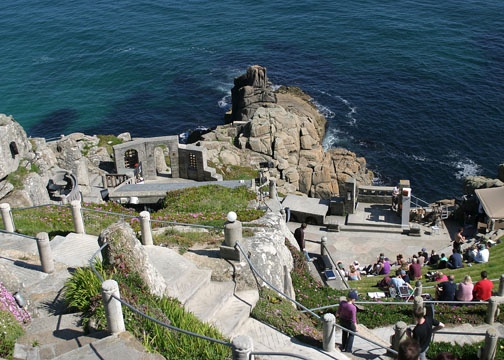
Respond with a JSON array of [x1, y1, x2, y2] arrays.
[[1, 0, 503, 202]]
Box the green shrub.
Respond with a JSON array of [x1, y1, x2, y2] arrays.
[[0, 310, 25, 359]]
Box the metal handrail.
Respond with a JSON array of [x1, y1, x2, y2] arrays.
[[321, 242, 349, 289]]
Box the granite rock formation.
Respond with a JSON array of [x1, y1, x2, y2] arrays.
[[201, 65, 373, 199]]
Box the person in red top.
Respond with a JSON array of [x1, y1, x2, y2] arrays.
[[473, 270, 493, 301]]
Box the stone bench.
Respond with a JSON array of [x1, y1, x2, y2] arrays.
[[325, 216, 340, 232]]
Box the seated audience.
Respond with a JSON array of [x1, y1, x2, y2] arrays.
[[447, 249, 463, 269], [471, 244, 489, 263], [456, 275, 473, 301], [436, 275, 457, 301], [473, 271, 493, 301], [434, 271, 448, 282], [437, 253, 448, 269], [428, 250, 440, 266], [409, 257, 422, 281], [347, 264, 361, 281], [390, 270, 413, 292]]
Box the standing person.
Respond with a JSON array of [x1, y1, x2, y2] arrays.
[[337, 290, 359, 353], [392, 185, 400, 211], [293, 223, 307, 252], [410, 307, 445, 360], [453, 227, 465, 253], [456, 275, 474, 301], [473, 271, 494, 301]]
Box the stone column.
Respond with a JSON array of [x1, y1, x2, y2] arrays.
[[139, 211, 153, 246], [102, 280, 125, 334], [224, 212, 242, 247], [269, 178, 277, 200], [414, 281, 423, 297], [399, 180, 411, 231], [36, 232, 54, 274], [322, 313, 336, 352], [498, 274, 504, 296], [231, 335, 254, 360], [391, 321, 408, 351], [321, 236, 327, 257], [70, 200, 85, 234], [344, 178, 356, 215], [0, 203, 15, 232], [480, 327, 498, 360], [485, 297, 498, 325], [413, 296, 424, 315]]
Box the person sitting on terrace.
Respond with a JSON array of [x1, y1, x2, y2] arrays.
[[447, 249, 463, 269], [471, 243, 489, 263], [436, 275, 457, 301], [437, 253, 448, 269], [456, 275, 473, 301], [473, 271, 493, 301], [347, 264, 361, 281], [434, 271, 448, 282], [428, 250, 440, 266], [409, 257, 422, 281], [390, 270, 414, 292]]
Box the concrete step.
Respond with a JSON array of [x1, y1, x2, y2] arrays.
[[52, 331, 164, 360], [50, 233, 101, 268], [184, 281, 235, 322], [145, 245, 212, 304], [212, 289, 259, 337], [341, 224, 404, 234], [14, 313, 108, 360]]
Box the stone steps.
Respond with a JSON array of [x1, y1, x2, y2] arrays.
[[184, 281, 236, 322], [211, 289, 259, 337], [13, 313, 109, 360]]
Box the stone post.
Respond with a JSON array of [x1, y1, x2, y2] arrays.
[[498, 274, 504, 296], [224, 212, 242, 247], [269, 178, 277, 200], [102, 279, 125, 334], [414, 281, 423, 297], [480, 327, 498, 360], [321, 236, 327, 257], [391, 321, 408, 351], [322, 313, 336, 352], [413, 296, 424, 316], [70, 200, 85, 234], [0, 203, 15, 232], [220, 212, 242, 261], [344, 178, 356, 215], [231, 335, 254, 360], [36, 232, 54, 274], [102, 174, 108, 189], [485, 297, 498, 325], [139, 211, 153, 246]]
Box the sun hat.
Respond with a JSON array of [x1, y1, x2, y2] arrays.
[[400, 270, 406, 276], [348, 290, 358, 300]]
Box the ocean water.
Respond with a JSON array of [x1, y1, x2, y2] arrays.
[[1, 0, 503, 202]]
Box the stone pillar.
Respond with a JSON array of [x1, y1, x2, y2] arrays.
[[391, 321, 408, 351], [139, 211, 153, 246], [485, 297, 498, 325], [220, 212, 242, 261], [498, 275, 504, 296], [321, 236, 327, 257], [414, 281, 423, 297], [102, 280, 125, 334], [480, 327, 498, 360], [36, 232, 54, 274], [344, 178, 356, 215], [413, 296, 424, 316], [231, 335, 254, 360], [224, 212, 242, 247], [0, 203, 15, 232], [322, 313, 336, 352], [102, 175, 108, 189], [269, 178, 277, 200], [399, 180, 411, 231], [70, 200, 85, 234]]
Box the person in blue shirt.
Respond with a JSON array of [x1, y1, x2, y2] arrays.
[[447, 250, 463, 269]]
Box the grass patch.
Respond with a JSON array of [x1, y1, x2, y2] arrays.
[[208, 162, 258, 181], [153, 227, 223, 254], [157, 184, 264, 227], [5, 162, 39, 189], [0, 311, 25, 359], [97, 134, 123, 155]]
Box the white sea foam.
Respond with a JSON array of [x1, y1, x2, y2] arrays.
[[322, 128, 352, 151], [218, 94, 231, 109], [452, 157, 482, 180], [335, 95, 358, 126], [311, 99, 335, 119]]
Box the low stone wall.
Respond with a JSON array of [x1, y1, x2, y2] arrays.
[[358, 185, 394, 204]]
